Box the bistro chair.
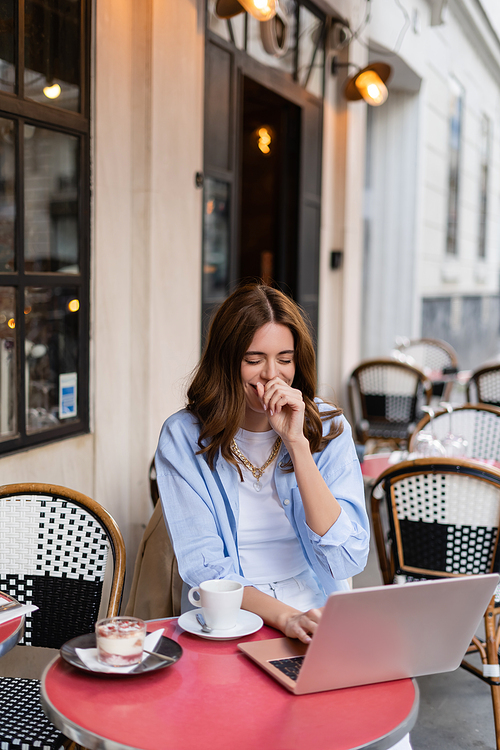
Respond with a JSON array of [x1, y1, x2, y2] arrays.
[[409, 403, 500, 460], [0, 483, 126, 750], [370, 458, 500, 749], [467, 363, 500, 407], [348, 358, 433, 452], [149, 457, 160, 507], [394, 337, 458, 400]]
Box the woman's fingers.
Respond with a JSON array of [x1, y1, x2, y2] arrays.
[[262, 379, 304, 415], [284, 608, 323, 644]]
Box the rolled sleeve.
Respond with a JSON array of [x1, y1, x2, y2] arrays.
[[306, 506, 369, 580]]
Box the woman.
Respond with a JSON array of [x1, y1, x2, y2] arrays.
[[156, 284, 413, 749], [155, 283, 369, 643]]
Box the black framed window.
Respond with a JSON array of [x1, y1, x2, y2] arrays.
[[0, 0, 89, 453], [478, 114, 490, 260], [446, 76, 463, 256]]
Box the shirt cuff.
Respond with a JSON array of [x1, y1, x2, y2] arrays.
[[306, 507, 354, 547]]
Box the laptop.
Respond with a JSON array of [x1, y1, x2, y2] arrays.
[[238, 574, 499, 695]]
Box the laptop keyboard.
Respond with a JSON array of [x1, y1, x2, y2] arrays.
[[269, 656, 305, 681]]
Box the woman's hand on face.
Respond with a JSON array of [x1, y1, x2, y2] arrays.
[[281, 607, 323, 644], [256, 378, 306, 444]]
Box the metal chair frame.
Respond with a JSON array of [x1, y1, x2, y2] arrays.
[[370, 458, 500, 749], [467, 364, 500, 407], [348, 357, 433, 450], [395, 337, 458, 400], [0, 483, 126, 750]]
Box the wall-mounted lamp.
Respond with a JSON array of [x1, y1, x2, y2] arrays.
[[216, 0, 276, 21], [332, 58, 391, 107]]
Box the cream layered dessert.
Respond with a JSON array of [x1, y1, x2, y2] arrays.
[[95, 616, 146, 666]]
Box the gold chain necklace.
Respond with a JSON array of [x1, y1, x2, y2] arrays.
[[231, 436, 282, 492]]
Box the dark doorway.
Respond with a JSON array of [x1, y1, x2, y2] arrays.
[[203, 37, 323, 335], [238, 77, 300, 297]]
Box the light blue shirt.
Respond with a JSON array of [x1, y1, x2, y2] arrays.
[[156, 402, 370, 599]]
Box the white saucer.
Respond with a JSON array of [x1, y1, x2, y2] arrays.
[[177, 609, 263, 640]]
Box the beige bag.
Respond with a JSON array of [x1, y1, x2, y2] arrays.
[[124, 500, 183, 619]]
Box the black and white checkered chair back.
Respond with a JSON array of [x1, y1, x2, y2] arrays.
[[396, 340, 455, 374], [411, 406, 500, 461], [351, 361, 430, 441], [0, 490, 113, 649], [468, 366, 500, 407], [383, 463, 500, 579]]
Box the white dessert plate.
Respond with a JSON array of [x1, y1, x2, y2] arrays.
[[60, 632, 182, 675], [177, 609, 263, 640]]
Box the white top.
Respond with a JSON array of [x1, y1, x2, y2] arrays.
[[235, 428, 308, 584]]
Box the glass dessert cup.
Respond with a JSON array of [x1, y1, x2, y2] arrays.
[[95, 616, 147, 667]]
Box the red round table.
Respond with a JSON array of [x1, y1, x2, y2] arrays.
[[361, 453, 500, 482], [41, 618, 419, 750], [361, 453, 393, 481]]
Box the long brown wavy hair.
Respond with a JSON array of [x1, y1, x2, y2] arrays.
[[187, 284, 343, 471]]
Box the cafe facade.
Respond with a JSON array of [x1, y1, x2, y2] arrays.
[[0, 0, 498, 593]]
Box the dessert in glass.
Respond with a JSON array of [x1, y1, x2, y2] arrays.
[[95, 616, 146, 666]]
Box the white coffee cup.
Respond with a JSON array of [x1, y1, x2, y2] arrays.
[[187, 580, 244, 630]]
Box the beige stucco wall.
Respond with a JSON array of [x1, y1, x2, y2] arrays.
[[92, 0, 205, 591], [317, 35, 368, 414]]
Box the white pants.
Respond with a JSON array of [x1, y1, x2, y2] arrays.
[[251, 569, 325, 610]]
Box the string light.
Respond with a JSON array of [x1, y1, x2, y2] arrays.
[[43, 83, 61, 99], [257, 127, 272, 154]]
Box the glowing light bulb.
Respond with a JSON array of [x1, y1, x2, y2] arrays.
[[257, 127, 272, 154], [7, 318, 15, 329], [354, 70, 388, 106], [68, 299, 80, 312], [238, 0, 276, 22], [43, 83, 61, 99]]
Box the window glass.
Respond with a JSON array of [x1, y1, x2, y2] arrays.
[[0, 118, 16, 272], [24, 125, 79, 273], [478, 114, 490, 259], [24, 0, 80, 112], [0, 0, 16, 94], [203, 178, 230, 306], [207, 0, 232, 43], [0, 287, 16, 439], [297, 5, 324, 97], [25, 286, 79, 433], [446, 77, 463, 256], [246, 1, 296, 76], [0, 0, 88, 453]]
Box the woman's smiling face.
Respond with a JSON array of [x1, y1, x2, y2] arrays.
[[240, 323, 295, 431]]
